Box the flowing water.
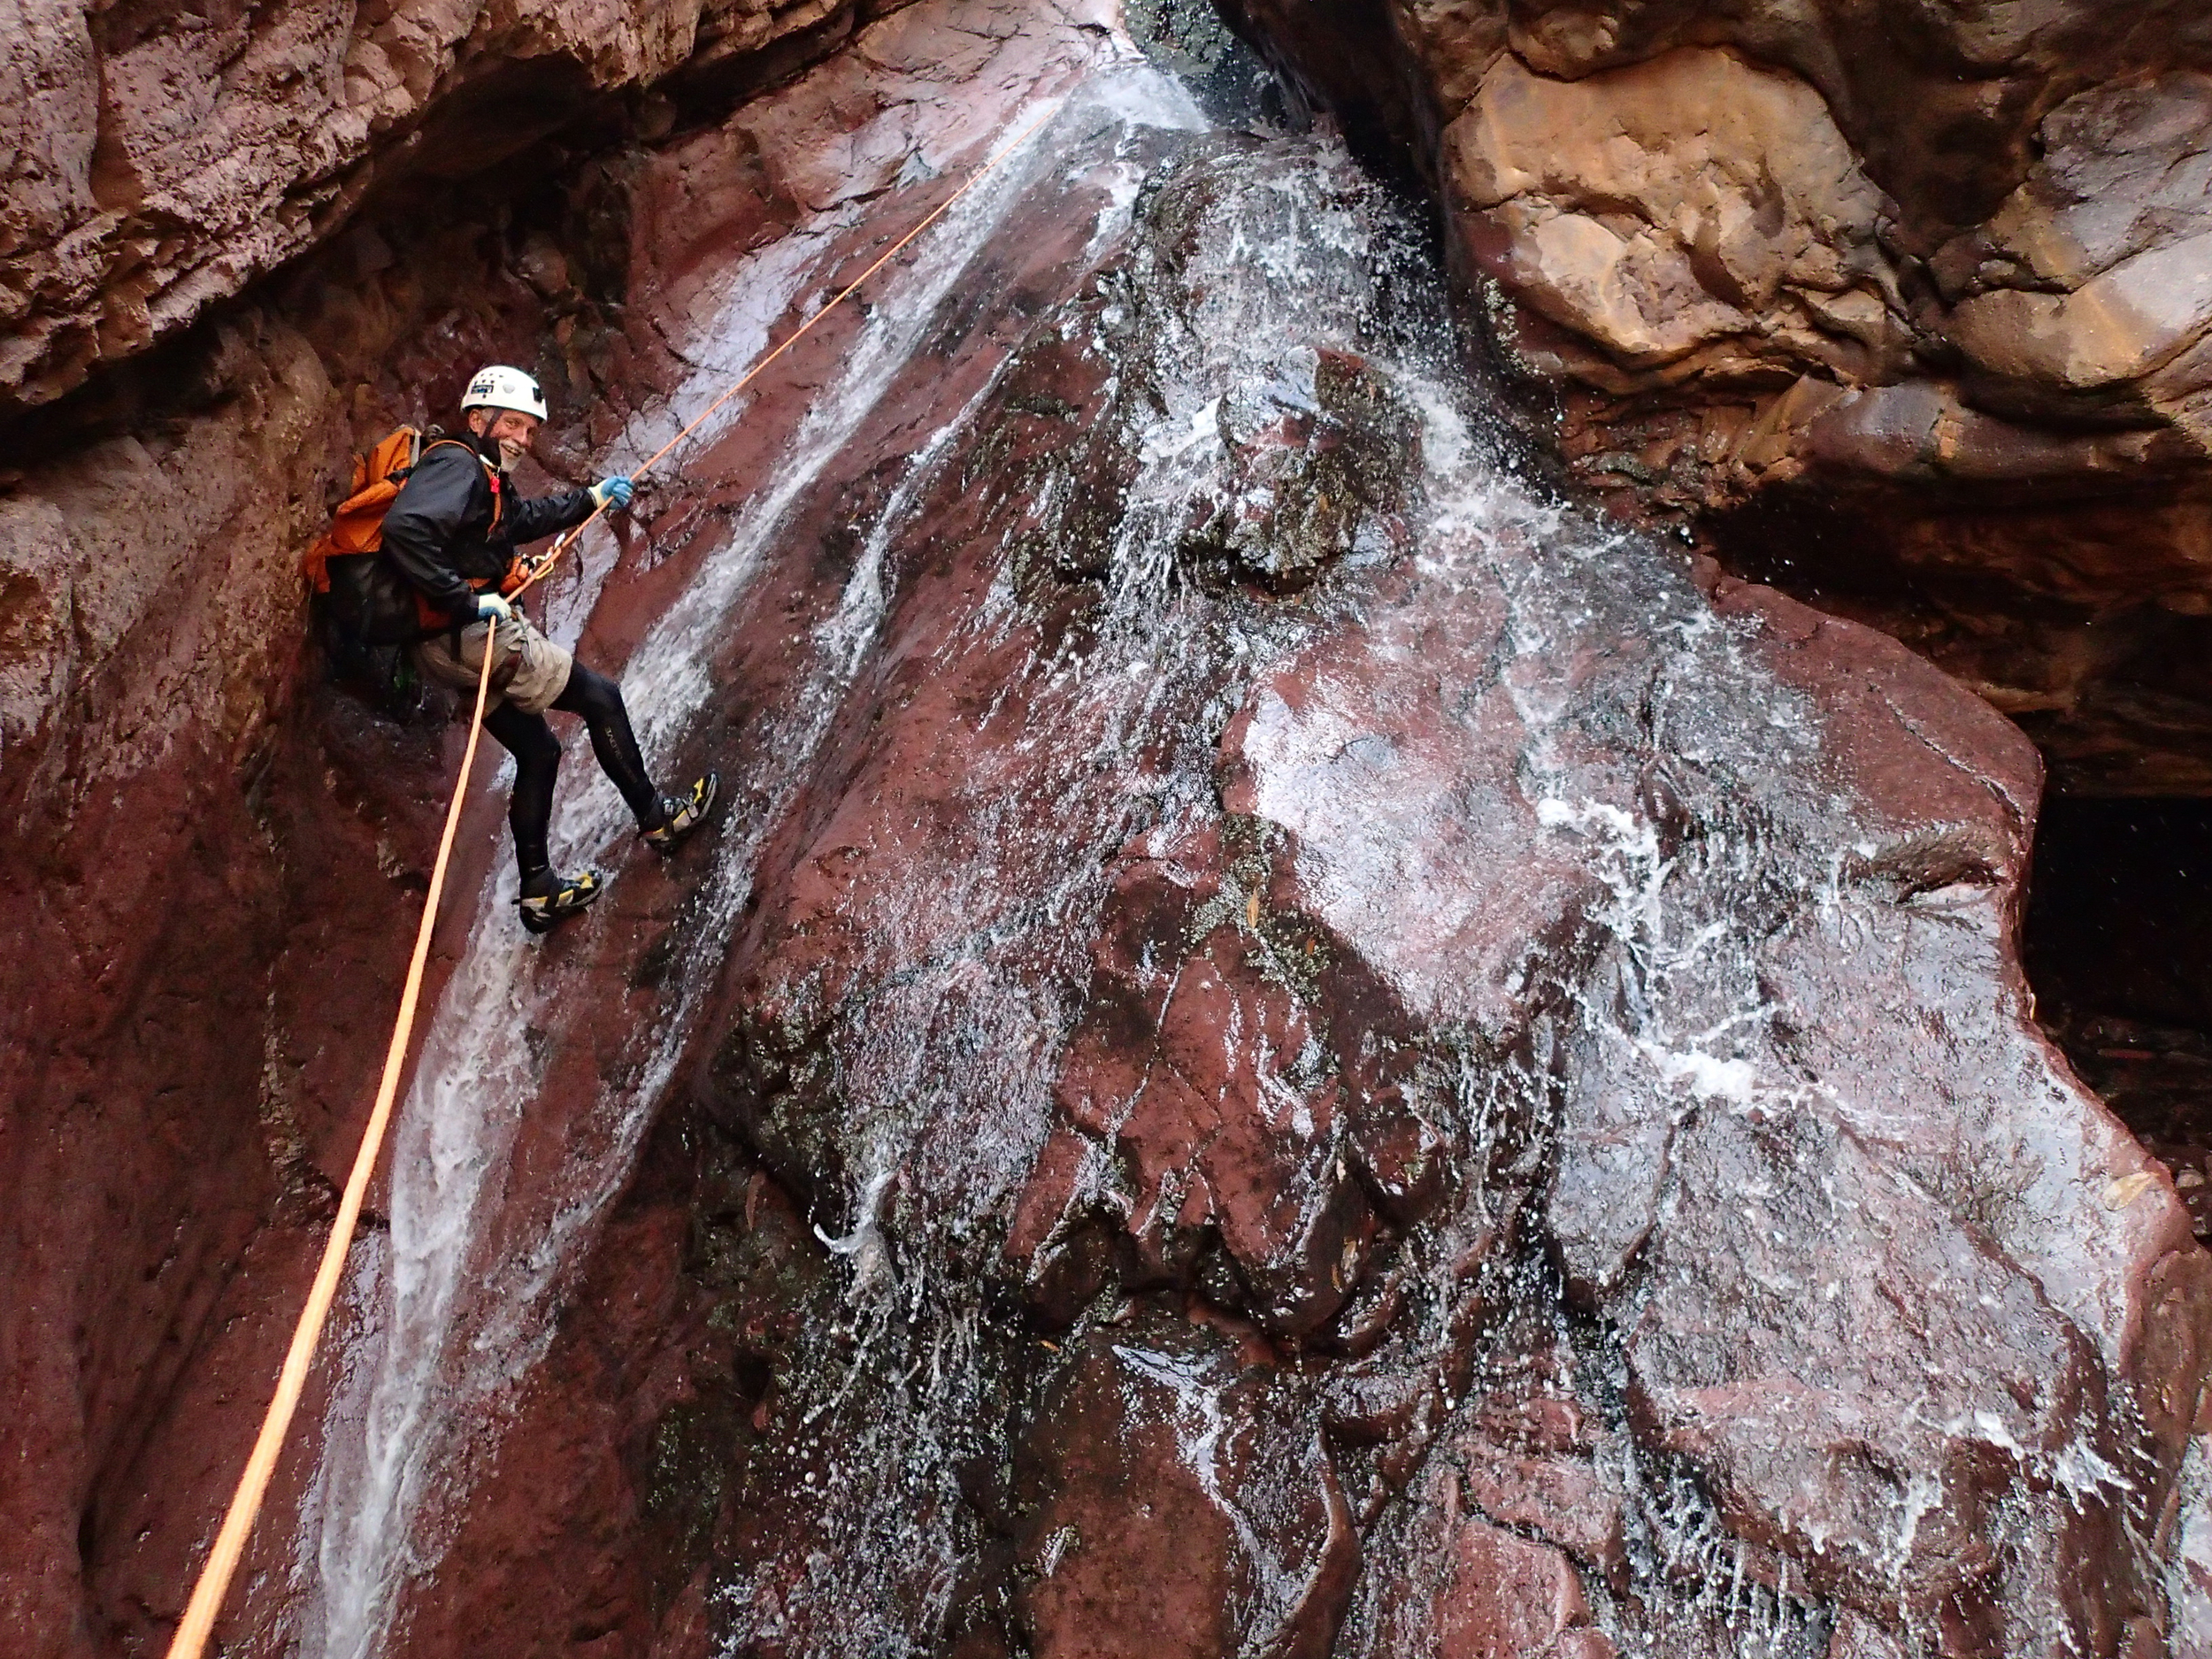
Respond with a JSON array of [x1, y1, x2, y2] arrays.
[[294, 7, 2179, 1655], [296, 42, 1194, 1657]]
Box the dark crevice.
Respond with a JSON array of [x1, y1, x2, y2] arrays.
[[1704, 489, 2212, 798], [2024, 795, 2212, 1241]]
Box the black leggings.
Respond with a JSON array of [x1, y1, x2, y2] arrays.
[[484, 663, 662, 884]]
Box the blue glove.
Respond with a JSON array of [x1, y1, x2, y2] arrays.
[[591, 475, 634, 510], [475, 591, 514, 623]]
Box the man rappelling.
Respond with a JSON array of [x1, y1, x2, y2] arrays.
[[345, 365, 717, 933]]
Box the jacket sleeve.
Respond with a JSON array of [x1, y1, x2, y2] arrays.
[[380, 446, 485, 618], [505, 483, 599, 546]]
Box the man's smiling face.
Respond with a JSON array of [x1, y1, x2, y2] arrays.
[[468, 405, 542, 471]]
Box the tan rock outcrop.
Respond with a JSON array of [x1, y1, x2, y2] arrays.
[[1940, 72, 2212, 448], [1426, 39, 2212, 484], [1221, 0, 2212, 787], [1443, 47, 1911, 392], [1227, 0, 2212, 462]]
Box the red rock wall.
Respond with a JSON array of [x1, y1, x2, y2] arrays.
[[7, 4, 2212, 1659], [0, 210, 621, 1659], [0, 8, 910, 1654], [306, 28, 2212, 1655], [0, 0, 894, 418]]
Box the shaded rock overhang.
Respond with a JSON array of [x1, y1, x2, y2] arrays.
[[2, 0, 916, 420]]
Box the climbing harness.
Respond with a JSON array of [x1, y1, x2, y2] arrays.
[[163, 96, 1061, 1659]]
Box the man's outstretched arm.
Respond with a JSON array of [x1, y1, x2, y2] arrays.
[[505, 480, 600, 545]]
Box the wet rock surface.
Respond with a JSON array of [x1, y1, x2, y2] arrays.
[[342, 24, 2208, 1657], [6, 3, 2212, 1659], [1214, 0, 2212, 794], [0, 166, 629, 1659], [0, 3, 1079, 1653], [1005, 1324, 1361, 1659]]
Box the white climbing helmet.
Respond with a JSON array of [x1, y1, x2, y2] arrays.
[[462, 364, 549, 422]]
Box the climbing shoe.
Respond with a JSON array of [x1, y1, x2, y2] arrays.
[[642, 772, 718, 857], [518, 870, 603, 935]]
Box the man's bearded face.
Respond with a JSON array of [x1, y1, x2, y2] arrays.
[[471, 407, 541, 471]]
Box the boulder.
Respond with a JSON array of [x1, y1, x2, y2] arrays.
[[1443, 48, 1910, 392]]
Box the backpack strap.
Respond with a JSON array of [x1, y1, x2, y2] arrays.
[[420, 437, 505, 541]]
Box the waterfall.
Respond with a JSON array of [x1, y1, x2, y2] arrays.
[[282, 4, 2177, 1655]]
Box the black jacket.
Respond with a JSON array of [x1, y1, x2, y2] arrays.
[[364, 434, 596, 636]]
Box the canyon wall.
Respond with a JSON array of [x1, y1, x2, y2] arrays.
[[2, 0, 882, 417], [331, 16, 2212, 1654], [0, 3, 911, 1653], [4, 3, 2211, 1659]]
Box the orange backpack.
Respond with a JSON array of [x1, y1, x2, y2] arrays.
[[303, 427, 503, 595]]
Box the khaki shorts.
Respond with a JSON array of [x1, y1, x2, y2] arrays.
[[414, 612, 573, 716]]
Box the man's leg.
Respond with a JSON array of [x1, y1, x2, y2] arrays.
[[488, 626, 717, 880], [484, 697, 603, 934], [549, 663, 664, 829], [550, 661, 718, 852], [482, 703, 563, 889]]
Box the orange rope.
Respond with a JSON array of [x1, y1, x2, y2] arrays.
[[162, 96, 1061, 1659], [165, 642, 495, 1659]]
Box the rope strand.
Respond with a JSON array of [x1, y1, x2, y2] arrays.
[[165, 642, 495, 1659], [520, 97, 1060, 595]]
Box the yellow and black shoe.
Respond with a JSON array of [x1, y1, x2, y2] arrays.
[[518, 870, 603, 935], [642, 772, 718, 857]]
